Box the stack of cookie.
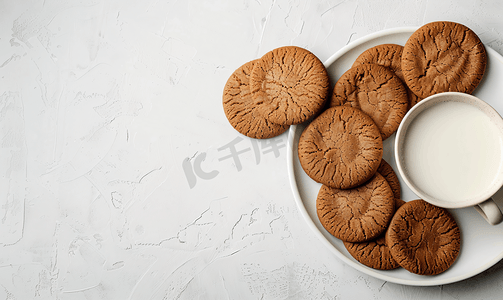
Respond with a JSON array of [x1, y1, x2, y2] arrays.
[[329, 58, 409, 141], [222, 21, 485, 276], [222, 46, 330, 139], [298, 21, 485, 275], [351, 44, 422, 110]]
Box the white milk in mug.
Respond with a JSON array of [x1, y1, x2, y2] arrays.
[[402, 100, 503, 203]]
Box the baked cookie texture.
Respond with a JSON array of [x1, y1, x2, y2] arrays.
[[352, 44, 421, 109], [343, 198, 406, 270], [377, 159, 401, 199], [353, 44, 405, 80], [317, 173, 395, 243], [298, 106, 383, 190], [386, 199, 461, 275], [223, 60, 289, 139], [250, 46, 330, 125], [344, 234, 400, 270], [330, 64, 408, 140], [401, 21, 487, 99]]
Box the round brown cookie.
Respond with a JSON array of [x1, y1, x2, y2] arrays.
[[352, 44, 422, 110], [343, 198, 406, 270], [377, 159, 401, 199], [344, 234, 399, 270], [223, 60, 289, 139], [386, 199, 461, 275], [401, 21, 487, 99], [329, 64, 408, 140], [353, 44, 405, 81], [250, 46, 330, 125], [316, 173, 395, 243], [298, 106, 383, 189]]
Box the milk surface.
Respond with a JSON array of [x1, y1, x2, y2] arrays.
[[403, 101, 503, 203]]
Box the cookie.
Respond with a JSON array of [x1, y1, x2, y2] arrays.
[[223, 60, 289, 139], [352, 44, 422, 109], [377, 159, 401, 199], [386, 199, 461, 275], [250, 46, 330, 125], [329, 64, 408, 140], [317, 173, 395, 243], [353, 44, 405, 82], [344, 235, 399, 270], [222, 60, 289, 139], [298, 106, 383, 190], [343, 198, 406, 270], [401, 21, 487, 99]]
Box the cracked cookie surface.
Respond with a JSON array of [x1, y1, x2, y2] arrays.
[[223, 60, 289, 139], [386, 199, 461, 275], [401, 21, 487, 99], [316, 173, 395, 243], [344, 198, 406, 270], [377, 158, 401, 199], [250, 46, 330, 125], [329, 64, 408, 140], [352, 44, 422, 109], [298, 106, 383, 189]]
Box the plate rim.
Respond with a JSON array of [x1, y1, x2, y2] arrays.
[[287, 26, 503, 286]]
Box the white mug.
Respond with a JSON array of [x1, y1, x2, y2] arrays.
[[395, 92, 503, 225]]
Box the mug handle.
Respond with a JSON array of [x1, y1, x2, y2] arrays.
[[474, 198, 503, 225]]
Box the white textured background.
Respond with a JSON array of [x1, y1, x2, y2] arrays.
[[1, 0, 503, 299]]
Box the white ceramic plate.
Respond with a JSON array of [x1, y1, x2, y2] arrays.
[[287, 27, 503, 286]]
